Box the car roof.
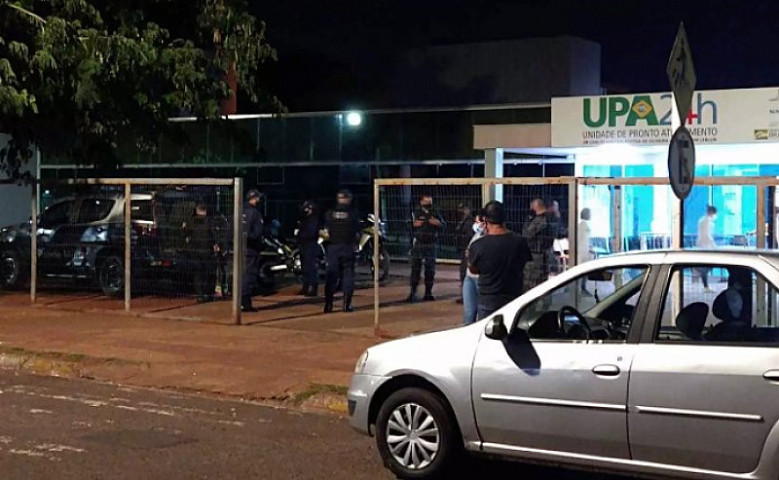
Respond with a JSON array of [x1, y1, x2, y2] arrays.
[[594, 248, 779, 267]]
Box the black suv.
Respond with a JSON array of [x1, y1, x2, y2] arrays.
[[0, 190, 230, 296]]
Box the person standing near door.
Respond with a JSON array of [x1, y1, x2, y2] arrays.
[[324, 190, 361, 313], [407, 194, 445, 302], [696, 205, 717, 292]]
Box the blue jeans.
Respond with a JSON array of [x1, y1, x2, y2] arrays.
[[462, 276, 480, 325]]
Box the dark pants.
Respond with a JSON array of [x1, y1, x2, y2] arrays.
[[325, 244, 355, 303], [242, 252, 260, 308], [300, 242, 320, 291], [410, 243, 436, 293], [477, 294, 514, 321], [193, 254, 216, 300]]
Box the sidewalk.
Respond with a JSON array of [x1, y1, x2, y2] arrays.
[[0, 272, 463, 409]]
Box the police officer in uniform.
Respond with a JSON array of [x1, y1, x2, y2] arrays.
[[522, 198, 556, 292], [407, 194, 444, 302], [323, 190, 360, 313], [241, 189, 264, 312], [296, 200, 321, 297]]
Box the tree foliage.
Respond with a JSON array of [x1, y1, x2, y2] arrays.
[[0, 0, 279, 179]]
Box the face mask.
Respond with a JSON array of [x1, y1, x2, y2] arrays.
[[473, 223, 485, 234], [422, 203, 432, 209]]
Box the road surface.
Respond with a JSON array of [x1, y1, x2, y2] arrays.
[[0, 372, 629, 479]]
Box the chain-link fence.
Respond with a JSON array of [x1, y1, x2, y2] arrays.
[[0, 178, 243, 324], [370, 176, 779, 337], [372, 177, 576, 337]]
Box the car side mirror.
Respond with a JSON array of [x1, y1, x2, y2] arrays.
[[485, 315, 509, 341]]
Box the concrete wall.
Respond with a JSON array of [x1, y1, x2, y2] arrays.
[[0, 134, 35, 227], [393, 36, 602, 107]]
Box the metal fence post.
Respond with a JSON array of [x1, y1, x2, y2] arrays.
[[232, 177, 243, 325], [124, 182, 131, 312], [374, 181, 380, 336], [568, 179, 578, 268], [30, 180, 37, 304], [611, 185, 622, 253]]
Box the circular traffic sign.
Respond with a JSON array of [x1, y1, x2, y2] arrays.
[[668, 126, 696, 200]]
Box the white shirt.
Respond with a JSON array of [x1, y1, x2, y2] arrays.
[[696, 215, 715, 248], [577, 219, 591, 263]]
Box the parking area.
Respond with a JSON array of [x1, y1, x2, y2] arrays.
[[0, 265, 465, 338]]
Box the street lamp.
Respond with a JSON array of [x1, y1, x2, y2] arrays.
[[345, 111, 362, 127]]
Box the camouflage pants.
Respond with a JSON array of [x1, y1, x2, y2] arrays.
[[523, 253, 549, 292]]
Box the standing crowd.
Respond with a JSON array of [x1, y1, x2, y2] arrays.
[[459, 197, 566, 324]]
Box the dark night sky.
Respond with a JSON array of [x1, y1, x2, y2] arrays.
[[253, 0, 779, 111]]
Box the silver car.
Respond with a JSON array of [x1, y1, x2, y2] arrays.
[[348, 250, 779, 479]]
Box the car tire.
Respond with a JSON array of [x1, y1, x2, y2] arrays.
[[0, 249, 27, 290], [98, 255, 124, 296], [375, 387, 460, 479]]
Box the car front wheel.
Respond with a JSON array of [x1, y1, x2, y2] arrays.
[[375, 387, 460, 479]]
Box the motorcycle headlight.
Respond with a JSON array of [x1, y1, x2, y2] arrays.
[[354, 350, 370, 374]]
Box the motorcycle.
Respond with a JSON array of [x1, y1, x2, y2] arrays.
[[291, 213, 390, 283], [357, 213, 391, 282]]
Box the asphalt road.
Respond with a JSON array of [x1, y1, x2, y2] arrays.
[[0, 372, 631, 479]]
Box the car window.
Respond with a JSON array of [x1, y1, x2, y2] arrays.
[[39, 201, 73, 229], [77, 199, 116, 223], [516, 265, 649, 342], [656, 264, 779, 344]]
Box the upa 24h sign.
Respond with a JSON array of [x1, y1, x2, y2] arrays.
[[551, 87, 779, 148]]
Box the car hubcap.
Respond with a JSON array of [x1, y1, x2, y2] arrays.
[[386, 403, 439, 470]]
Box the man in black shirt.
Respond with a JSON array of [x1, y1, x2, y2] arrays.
[[324, 190, 361, 313], [407, 194, 445, 302], [469, 201, 533, 320]]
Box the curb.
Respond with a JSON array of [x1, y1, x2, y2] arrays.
[[0, 345, 350, 415]]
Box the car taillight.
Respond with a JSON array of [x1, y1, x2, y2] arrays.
[[161, 259, 172, 267]]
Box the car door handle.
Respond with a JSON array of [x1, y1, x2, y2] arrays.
[[592, 365, 621, 377], [763, 370, 779, 382]]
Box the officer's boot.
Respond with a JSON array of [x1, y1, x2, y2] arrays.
[[343, 294, 354, 313], [423, 284, 435, 302], [406, 284, 418, 303], [297, 284, 309, 296], [305, 285, 318, 298]]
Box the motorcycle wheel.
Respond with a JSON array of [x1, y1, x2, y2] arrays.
[[370, 247, 391, 283]]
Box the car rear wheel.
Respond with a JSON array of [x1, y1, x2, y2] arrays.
[[375, 388, 460, 479], [98, 255, 124, 296]]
